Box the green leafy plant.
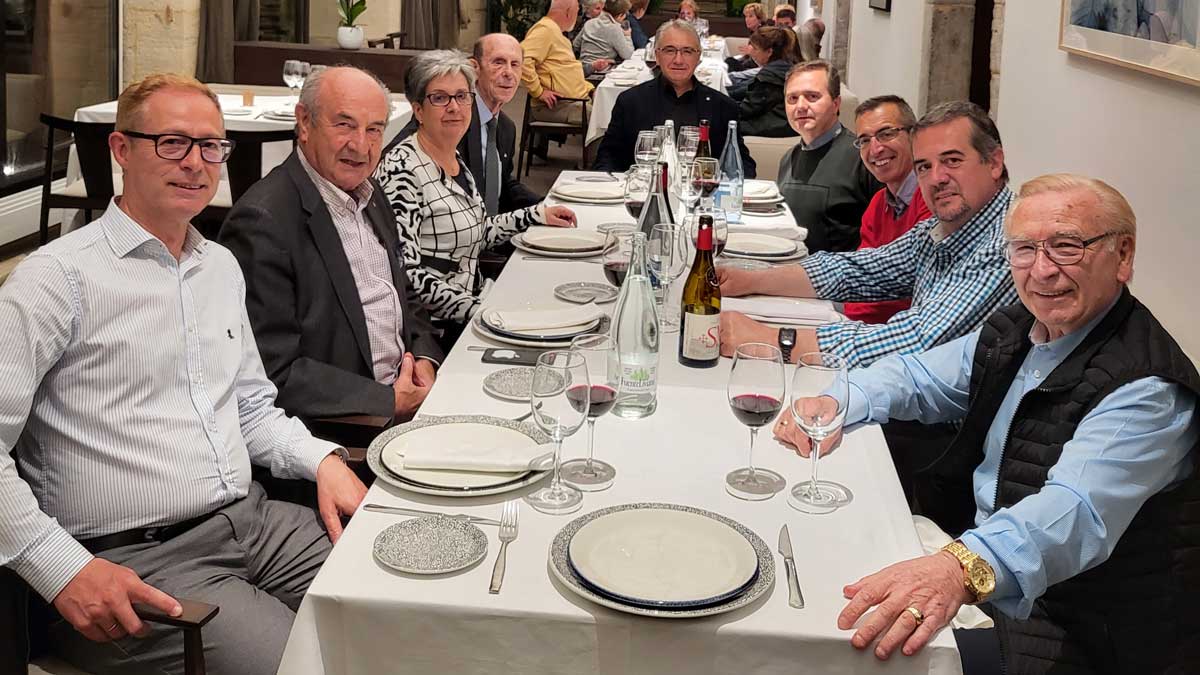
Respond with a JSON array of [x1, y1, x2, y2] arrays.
[[489, 0, 547, 41], [338, 0, 367, 28]]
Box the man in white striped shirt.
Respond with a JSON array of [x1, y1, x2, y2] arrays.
[[0, 74, 366, 674]]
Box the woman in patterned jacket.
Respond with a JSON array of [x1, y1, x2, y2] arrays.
[[375, 50, 576, 337]]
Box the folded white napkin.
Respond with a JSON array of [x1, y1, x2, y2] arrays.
[[484, 305, 605, 331], [911, 516, 996, 630], [401, 442, 556, 473], [728, 221, 808, 242], [722, 295, 840, 323], [743, 180, 781, 198], [553, 182, 625, 200]]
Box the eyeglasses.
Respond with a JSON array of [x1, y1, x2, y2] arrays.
[[121, 131, 236, 164], [1004, 232, 1120, 268], [656, 46, 701, 58], [852, 126, 908, 150], [424, 91, 474, 107]]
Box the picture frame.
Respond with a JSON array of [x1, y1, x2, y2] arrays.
[[1059, 0, 1200, 87], [868, 0, 891, 11]]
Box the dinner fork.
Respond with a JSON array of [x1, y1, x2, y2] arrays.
[[488, 500, 519, 594]]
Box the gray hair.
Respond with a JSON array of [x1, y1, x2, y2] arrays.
[[1005, 173, 1137, 244], [654, 18, 700, 46], [404, 49, 477, 105], [582, 0, 605, 10], [298, 65, 390, 121]]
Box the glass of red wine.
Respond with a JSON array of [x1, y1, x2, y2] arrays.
[[726, 342, 787, 500], [601, 226, 636, 288], [560, 334, 620, 491], [623, 164, 652, 221], [686, 204, 728, 257], [525, 350, 589, 515], [693, 157, 720, 199]]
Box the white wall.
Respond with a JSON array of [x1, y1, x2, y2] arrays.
[[997, 2, 1200, 359], [845, 0, 928, 112]]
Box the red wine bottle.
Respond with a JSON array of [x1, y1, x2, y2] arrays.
[[696, 119, 713, 159]]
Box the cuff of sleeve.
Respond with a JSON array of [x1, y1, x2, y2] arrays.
[[845, 381, 871, 426], [290, 429, 344, 482], [800, 255, 832, 297], [416, 355, 441, 368], [9, 525, 95, 602], [959, 531, 1021, 611]]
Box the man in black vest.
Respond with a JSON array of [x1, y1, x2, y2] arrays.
[[780, 174, 1200, 673]]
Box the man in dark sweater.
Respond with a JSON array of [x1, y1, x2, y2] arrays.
[[780, 174, 1200, 674], [591, 20, 756, 177], [776, 60, 881, 253]]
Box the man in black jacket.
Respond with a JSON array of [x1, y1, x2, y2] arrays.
[[221, 66, 444, 434], [592, 20, 756, 176]]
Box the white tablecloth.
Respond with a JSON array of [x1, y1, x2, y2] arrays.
[[277, 174, 962, 675]]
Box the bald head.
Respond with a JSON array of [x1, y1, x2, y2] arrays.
[[473, 33, 523, 111], [296, 66, 390, 192], [547, 0, 579, 29]]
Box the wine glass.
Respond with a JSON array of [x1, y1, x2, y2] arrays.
[[634, 130, 659, 166], [623, 164, 652, 221], [677, 127, 700, 164], [526, 350, 590, 515], [693, 157, 720, 201], [726, 343, 787, 500], [788, 352, 854, 514], [648, 223, 689, 333], [676, 161, 701, 222], [296, 61, 312, 93], [560, 334, 620, 491], [601, 226, 637, 289], [687, 203, 729, 257], [282, 60, 303, 94]]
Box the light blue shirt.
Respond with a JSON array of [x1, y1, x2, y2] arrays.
[[476, 94, 495, 164], [842, 298, 1197, 619]]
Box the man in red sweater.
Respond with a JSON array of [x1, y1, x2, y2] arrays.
[[845, 95, 932, 323]]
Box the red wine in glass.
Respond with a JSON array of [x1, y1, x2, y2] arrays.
[[603, 261, 629, 287], [693, 178, 720, 198], [625, 199, 644, 220], [729, 394, 782, 427], [567, 384, 618, 418]]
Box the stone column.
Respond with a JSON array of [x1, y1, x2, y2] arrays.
[[122, 0, 202, 88], [989, 0, 1005, 118], [922, 0, 975, 111]]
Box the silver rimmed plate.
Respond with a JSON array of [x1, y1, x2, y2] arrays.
[[521, 228, 608, 253], [367, 415, 551, 497], [482, 367, 535, 402], [549, 503, 775, 619], [513, 233, 609, 259], [554, 282, 619, 305], [373, 516, 488, 574], [722, 248, 807, 263], [724, 233, 797, 257], [473, 314, 612, 348], [480, 313, 602, 342]]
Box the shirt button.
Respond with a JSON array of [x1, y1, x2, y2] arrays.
[[1033, 369, 1043, 379]]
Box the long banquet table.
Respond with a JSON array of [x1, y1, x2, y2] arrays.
[[277, 173, 962, 675]]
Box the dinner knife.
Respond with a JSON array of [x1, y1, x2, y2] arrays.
[[363, 504, 501, 526], [777, 524, 805, 609]]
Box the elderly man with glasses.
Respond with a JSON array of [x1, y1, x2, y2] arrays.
[[592, 19, 756, 175], [0, 73, 367, 675], [778, 173, 1200, 675]]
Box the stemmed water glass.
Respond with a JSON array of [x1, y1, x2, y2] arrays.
[[788, 352, 854, 514], [647, 223, 689, 332], [525, 350, 590, 515], [623, 164, 652, 222], [634, 130, 660, 166], [560, 334, 620, 491], [726, 343, 787, 500], [677, 126, 700, 164], [282, 60, 306, 96]]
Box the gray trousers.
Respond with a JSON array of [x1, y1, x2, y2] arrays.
[[50, 483, 331, 675]]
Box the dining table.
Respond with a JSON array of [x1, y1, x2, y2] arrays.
[[275, 172, 963, 675]]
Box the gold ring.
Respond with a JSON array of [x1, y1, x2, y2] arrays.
[[905, 607, 924, 625]]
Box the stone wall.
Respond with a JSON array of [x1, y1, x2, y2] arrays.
[[48, 0, 115, 115], [122, 0, 201, 87], [989, 0, 1004, 117], [924, 0, 975, 110]]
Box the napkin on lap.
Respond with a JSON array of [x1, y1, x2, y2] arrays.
[[402, 442, 556, 472], [484, 305, 605, 331], [721, 296, 839, 323], [911, 516, 995, 629]]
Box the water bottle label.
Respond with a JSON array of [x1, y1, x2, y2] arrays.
[[620, 363, 657, 395], [681, 313, 720, 360]]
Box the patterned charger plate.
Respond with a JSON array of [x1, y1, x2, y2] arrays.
[[373, 516, 488, 574]]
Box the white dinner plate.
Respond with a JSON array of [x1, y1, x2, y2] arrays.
[[724, 233, 797, 256], [472, 314, 612, 348], [480, 312, 602, 340], [512, 233, 608, 258], [521, 227, 608, 252], [373, 516, 488, 575], [223, 107, 254, 116], [551, 182, 626, 202], [722, 247, 808, 263]]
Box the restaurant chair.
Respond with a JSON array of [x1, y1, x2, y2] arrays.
[[516, 93, 591, 177], [196, 127, 295, 238], [311, 414, 392, 485], [367, 31, 407, 49], [37, 115, 116, 245]]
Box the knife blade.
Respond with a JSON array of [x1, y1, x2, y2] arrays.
[[777, 524, 805, 609], [363, 504, 501, 526]]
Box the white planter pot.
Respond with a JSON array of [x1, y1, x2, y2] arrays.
[[337, 26, 364, 50]]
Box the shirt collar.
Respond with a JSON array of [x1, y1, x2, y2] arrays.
[[927, 185, 1013, 256], [101, 198, 207, 261], [475, 94, 495, 127], [1028, 292, 1122, 349], [885, 171, 919, 215], [655, 73, 700, 100], [800, 122, 843, 151], [297, 147, 374, 213]]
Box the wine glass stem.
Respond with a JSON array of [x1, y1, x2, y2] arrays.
[[808, 433, 821, 496], [747, 427, 758, 479], [585, 418, 596, 472], [550, 437, 564, 493]]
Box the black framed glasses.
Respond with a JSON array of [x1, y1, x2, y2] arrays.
[[1004, 232, 1120, 268], [656, 46, 701, 58], [121, 131, 236, 164], [424, 91, 474, 107], [852, 126, 909, 149]]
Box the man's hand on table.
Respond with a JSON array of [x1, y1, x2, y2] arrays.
[[772, 395, 843, 457], [54, 558, 182, 642], [592, 58, 613, 72], [543, 205, 578, 227], [718, 312, 818, 359], [838, 552, 971, 660], [316, 453, 368, 543]]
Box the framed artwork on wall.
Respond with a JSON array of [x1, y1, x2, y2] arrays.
[[868, 0, 891, 10], [1059, 0, 1200, 87]]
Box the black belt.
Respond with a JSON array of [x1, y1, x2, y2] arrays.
[[78, 510, 219, 555]]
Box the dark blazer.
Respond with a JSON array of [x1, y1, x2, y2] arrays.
[[591, 75, 758, 178], [219, 152, 444, 425], [391, 110, 541, 215], [738, 59, 795, 138]]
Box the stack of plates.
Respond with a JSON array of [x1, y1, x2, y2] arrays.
[[723, 232, 806, 262], [512, 227, 609, 258], [549, 503, 775, 618], [366, 414, 551, 497], [263, 108, 296, 122], [549, 182, 625, 205], [742, 180, 786, 217], [473, 306, 610, 348]]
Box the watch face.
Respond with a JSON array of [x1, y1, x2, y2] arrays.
[[779, 329, 796, 347], [967, 560, 995, 597]]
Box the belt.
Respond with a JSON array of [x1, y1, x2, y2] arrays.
[[78, 510, 219, 555]]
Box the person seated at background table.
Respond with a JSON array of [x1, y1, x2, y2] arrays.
[[376, 50, 577, 347], [591, 20, 756, 176], [521, 0, 596, 149], [0, 72, 366, 675], [390, 34, 542, 218], [744, 2, 768, 33], [778, 173, 1200, 675], [732, 26, 802, 138], [677, 0, 698, 22], [221, 66, 444, 434], [573, 0, 635, 75], [774, 60, 881, 252], [627, 0, 650, 49], [568, 0, 604, 44], [774, 6, 798, 29], [802, 17, 825, 58]]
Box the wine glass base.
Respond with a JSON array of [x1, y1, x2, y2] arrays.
[[725, 467, 785, 501], [787, 480, 853, 514], [525, 484, 584, 515], [559, 459, 615, 492]]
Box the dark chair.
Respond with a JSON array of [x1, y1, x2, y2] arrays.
[[37, 115, 116, 245], [195, 127, 295, 238], [516, 93, 591, 178], [367, 31, 407, 49]]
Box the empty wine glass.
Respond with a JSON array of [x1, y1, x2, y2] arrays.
[[648, 223, 689, 333], [788, 352, 854, 514], [676, 161, 701, 222], [526, 350, 590, 515], [296, 61, 312, 92], [726, 343, 787, 500], [634, 130, 659, 166], [282, 60, 304, 94], [560, 334, 620, 491], [623, 164, 652, 222], [602, 226, 637, 288], [677, 127, 700, 164]]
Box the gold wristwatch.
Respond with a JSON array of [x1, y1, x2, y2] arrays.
[[941, 539, 995, 604]]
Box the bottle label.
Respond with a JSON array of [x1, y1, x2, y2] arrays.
[[620, 362, 658, 395], [681, 312, 720, 360]]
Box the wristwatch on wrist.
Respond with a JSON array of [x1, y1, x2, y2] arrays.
[[778, 328, 797, 363], [941, 539, 996, 604]]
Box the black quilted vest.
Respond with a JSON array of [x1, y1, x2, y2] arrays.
[[941, 288, 1200, 675]]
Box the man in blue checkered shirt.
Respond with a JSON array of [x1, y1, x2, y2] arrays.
[[718, 101, 1018, 369]]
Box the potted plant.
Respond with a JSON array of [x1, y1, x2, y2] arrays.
[[337, 0, 367, 50]]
